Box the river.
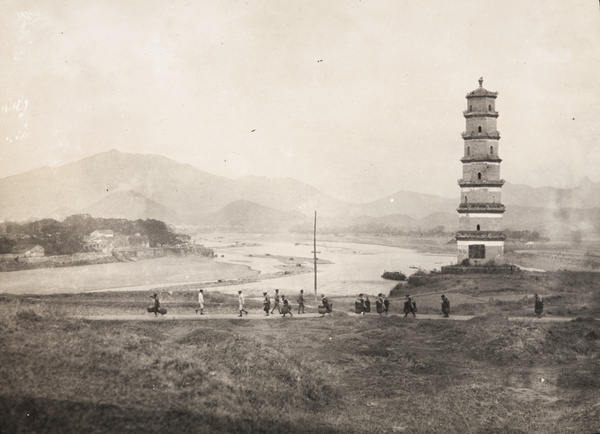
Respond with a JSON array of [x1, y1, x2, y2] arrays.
[[207, 239, 454, 297], [0, 238, 454, 297]]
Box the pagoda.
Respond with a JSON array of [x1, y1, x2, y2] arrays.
[[456, 78, 506, 265]]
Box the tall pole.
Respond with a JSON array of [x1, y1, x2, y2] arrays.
[[314, 210, 317, 299]]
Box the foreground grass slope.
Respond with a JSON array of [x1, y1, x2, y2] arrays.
[[1, 271, 599, 433]]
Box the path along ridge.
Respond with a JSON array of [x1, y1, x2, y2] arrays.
[[77, 313, 589, 322]]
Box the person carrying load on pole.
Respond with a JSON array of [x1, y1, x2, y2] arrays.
[[404, 295, 416, 318], [151, 293, 160, 316], [148, 293, 166, 316], [318, 294, 333, 317]]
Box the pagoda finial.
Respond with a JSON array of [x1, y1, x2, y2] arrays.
[[479, 77, 483, 87]]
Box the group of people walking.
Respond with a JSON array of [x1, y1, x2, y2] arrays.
[[150, 290, 545, 318], [354, 293, 390, 316], [241, 288, 330, 318], [149, 290, 448, 318], [259, 288, 305, 317]]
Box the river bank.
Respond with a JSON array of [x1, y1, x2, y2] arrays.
[[0, 236, 454, 296]]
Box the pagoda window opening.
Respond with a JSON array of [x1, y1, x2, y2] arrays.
[[476, 224, 481, 231], [467, 146, 470, 156], [490, 145, 494, 155], [477, 172, 482, 180], [464, 196, 468, 203], [478, 126, 482, 133], [488, 104, 491, 111], [470, 105, 472, 112]]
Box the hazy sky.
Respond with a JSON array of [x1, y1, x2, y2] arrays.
[[1, 0, 599, 202]]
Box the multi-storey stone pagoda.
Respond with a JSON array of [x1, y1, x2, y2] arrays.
[[456, 78, 506, 265]]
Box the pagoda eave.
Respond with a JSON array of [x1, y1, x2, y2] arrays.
[[463, 111, 499, 118], [465, 91, 498, 99], [457, 204, 505, 213], [455, 231, 506, 241], [460, 157, 502, 164], [458, 179, 505, 187], [461, 132, 501, 140]]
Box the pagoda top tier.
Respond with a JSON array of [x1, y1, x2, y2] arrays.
[[466, 77, 498, 99]]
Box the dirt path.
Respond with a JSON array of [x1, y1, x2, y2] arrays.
[[77, 312, 591, 322]]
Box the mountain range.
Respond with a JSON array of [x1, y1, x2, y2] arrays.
[[1, 149, 599, 238]]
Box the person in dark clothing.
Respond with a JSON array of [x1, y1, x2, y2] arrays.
[[404, 295, 416, 318], [281, 295, 293, 317], [355, 294, 365, 314], [319, 295, 333, 317], [151, 293, 160, 316], [364, 296, 371, 313], [383, 294, 390, 316], [297, 289, 305, 314], [534, 293, 544, 318], [271, 289, 281, 314], [441, 294, 450, 317], [263, 292, 271, 316], [376, 294, 385, 315]]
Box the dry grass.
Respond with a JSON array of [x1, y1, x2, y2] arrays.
[[1, 271, 600, 433]]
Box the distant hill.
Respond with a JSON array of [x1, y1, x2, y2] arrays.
[[503, 178, 600, 210], [0, 150, 347, 224], [419, 212, 457, 231], [196, 200, 309, 232], [82, 190, 182, 223], [0, 150, 232, 222], [227, 175, 354, 217], [0, 149, 599, 238], [354, 191, 457, 219]]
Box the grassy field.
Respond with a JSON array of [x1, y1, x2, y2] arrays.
[[1, 269, 599, 433]]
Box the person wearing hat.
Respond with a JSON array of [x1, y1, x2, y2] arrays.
[[297, 289, 305, 314], [196, 289, 205, 315], [281, 295, 293, 317], [441, 294, 450, 317], [150, 293, 160, 317], [238, 290, 248, 317], [262, 291, 271, 316], [271, 289, 281, 314]]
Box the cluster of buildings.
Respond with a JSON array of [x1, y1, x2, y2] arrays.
[[84, 230, 150, 253]]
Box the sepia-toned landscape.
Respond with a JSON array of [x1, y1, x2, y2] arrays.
[[2, 1, 600, 433]]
